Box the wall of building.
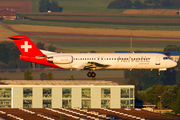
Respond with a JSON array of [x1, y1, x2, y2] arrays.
[[0, 85, 135, 109]]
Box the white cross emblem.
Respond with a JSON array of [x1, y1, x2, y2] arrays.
[[21, 41, 32, 52]]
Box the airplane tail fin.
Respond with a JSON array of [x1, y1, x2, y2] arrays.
[[8, 35, 44, 56]]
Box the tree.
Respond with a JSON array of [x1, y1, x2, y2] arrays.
[[163, 68, 177, 85], [171, 0, 180, 8], [0, 41, 20, 65], [48, 44, 56, 52], [107, 0, 132, 9], [7, 61, 16, 72], [160, 0, 172, 7], [0, 62, 7, 72], [164, 45, 179, 51], [172, 87, 180, 114], [89, 50, 96, 53], [153, 0, 160, 3], [40, 73, 48, 80], [146, 85, 165, 105], [48, 72, 54, 80], [16, 59, 30, 72], [69, 75, 74, 80], [24, 68, 33, 80], [127, 77, 139, 97], [161, 89, 174, 108], [176, 61, 180, 83], [134, 0, 142, 9], [36, 41, 45, 50], [146, 0, 153, 4], [49, 0, 60, 12], [153, 3, 160, 8], [141, 3, 148, 8], [39, 0, 51, 12]]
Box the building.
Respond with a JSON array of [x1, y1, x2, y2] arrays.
[[0, 80, 135, 109], [0, 8, 16, 20]]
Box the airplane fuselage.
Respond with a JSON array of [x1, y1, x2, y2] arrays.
[[40, 51, 176, 70], [9, 35, 177, 77]]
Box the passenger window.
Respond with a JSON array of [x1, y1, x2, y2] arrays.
[[114, 58, 116, 60], [109, 58, 111, 60]]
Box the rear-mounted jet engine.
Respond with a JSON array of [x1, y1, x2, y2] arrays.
[[47, 56, 73, 64]]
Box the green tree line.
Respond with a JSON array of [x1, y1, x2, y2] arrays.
[[39, 0, 63, 12], [108, 0, 180, 9]]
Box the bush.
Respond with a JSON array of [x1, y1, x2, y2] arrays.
[[24, 68, 33, 80], [48, 72, 54, 80]]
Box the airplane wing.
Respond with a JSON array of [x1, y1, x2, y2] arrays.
[[83, 62, 110, 70]]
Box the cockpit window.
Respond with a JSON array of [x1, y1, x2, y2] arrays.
[[163, 57, 170, 60]]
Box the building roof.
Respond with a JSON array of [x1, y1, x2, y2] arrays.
[[0, 9, 16, 16], [0, 80, 127, 86], [0, 108, 178, 120]]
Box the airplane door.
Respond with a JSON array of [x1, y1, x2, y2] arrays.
[[156, 57, 160, 65]]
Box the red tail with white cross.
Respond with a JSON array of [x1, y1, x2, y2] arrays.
[[9, 35, 44, 56]]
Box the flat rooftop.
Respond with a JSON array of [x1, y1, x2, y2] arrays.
[[0, 80, 125, 86], [0, 108, 178, 120]]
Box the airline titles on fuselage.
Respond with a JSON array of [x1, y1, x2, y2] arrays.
[[74, 56, 151, 62]]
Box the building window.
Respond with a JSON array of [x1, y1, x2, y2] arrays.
[[120, 99, 134, 108], [62, 99, 71, 108], [43, 100, 51, 108], [62, 88, 71, 98], [82, 88, 91, 98], [82, 99, 91, 108], [101, 100, 110, 108], [101, 88, 110, 98], [0, 99, 11, 108], [23, 88, 32, 98], [130, 99, 134, 108], [23, 99, 32, 108], [0, 88, 11, 98], [121, 88, 129, 98], [43, 88, 52, 98], [130, 88, 134, 98], [121, 100, 130, 108]]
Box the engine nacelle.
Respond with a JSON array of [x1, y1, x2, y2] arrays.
[[47, 56, 73, 64]]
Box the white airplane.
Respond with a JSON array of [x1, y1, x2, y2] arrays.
[[9, 35, 177, 77]]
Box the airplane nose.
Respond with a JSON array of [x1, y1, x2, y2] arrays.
[[168, 60, 177, 68], [173, 61, 177, 67]]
